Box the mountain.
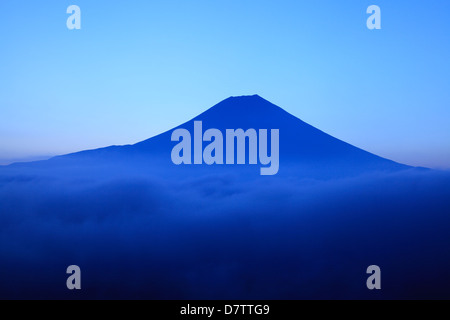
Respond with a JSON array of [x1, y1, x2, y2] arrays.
[[2, 95, 409, 180]]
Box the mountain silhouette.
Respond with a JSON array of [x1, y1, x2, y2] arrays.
[[3, 95, 409, 179]]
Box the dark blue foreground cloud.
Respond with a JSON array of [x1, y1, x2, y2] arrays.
[[1, 168, 450, 299]]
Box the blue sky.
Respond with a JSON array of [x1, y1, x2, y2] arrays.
[[1, 0, 449, 168]]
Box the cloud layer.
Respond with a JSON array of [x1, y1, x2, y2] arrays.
[[1, 168, 450, 299]]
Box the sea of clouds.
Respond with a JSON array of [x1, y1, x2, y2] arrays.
[[1, 168, 450, 299]]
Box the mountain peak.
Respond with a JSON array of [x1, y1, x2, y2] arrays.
[[228, 94, 264, 100], [224, 94, 270, 104], [202, 94, 285, 117]]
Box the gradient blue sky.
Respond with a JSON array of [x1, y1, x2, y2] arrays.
[[1, 1, 449, 168]]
